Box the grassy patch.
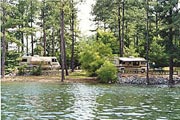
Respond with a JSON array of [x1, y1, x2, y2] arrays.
[[163, 67, 180, 70], [66, 70, 89, 79], [175, 67, 180, 75], [175, 67, 180, 70]]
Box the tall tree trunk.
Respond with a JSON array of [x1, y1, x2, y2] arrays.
[[64, 40, 69, 76], [155, 0, 159, 35], [1, 0, 6, 78], [71, 0, 75, 72], [18, 25, 24, 52], [26, 35, 29, 55], [169, 55, 174, 86], [60, 8, 65, 82], [1, 28, 6, 79], [134, 30, 139, 47], [118, 2, 122, 57], [21, 7, 25, 53], [31, 33, 34, 56], [121, 0, 125, 57], [21, 25, 24, 53], [125, 21, 129, 47], [43, 0, 46, 56], [168, 8, 174, 86], [31, 0, 34, 56], [146, 0, 150, 85], [52, 27, 55, 56], [43, 23, 46, 56]]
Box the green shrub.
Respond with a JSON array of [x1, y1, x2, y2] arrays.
[[5, 51, 21, 75], [96, 61, 118, 83], [30, 65, 42, 76], [18, 65, 27, 75], [79, 41, 112, 77], [80, 50, 104, 76]]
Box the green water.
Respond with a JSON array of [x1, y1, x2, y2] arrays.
[[1, 82, 180, 120]]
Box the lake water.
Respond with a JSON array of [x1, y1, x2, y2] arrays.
[[1, 82, 180, 120]]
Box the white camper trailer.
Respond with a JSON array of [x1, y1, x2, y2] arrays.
[[20, 55, 60, 70], [114, 56, 147, 73]]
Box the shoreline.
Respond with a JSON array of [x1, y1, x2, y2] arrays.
[[118, 74, 180, 85], [1, 75, 98, 84], [1, 74, 180, 86]]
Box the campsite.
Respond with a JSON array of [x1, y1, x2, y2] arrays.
[[1, 0, 180, 119]]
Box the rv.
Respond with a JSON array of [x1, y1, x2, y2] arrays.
[[20, 55, 60, 70], [114, 56, 147, 73]]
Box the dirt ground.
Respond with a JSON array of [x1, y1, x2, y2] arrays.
[[1, 75, 98, 84]]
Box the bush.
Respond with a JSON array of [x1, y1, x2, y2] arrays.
[[5, 51, 21, 75], [18, 65, 27, 75], [80, 49, 104, 76], [30, 65, 42, 76], [79, 41, 112, 77], [96, 61, 118, 83]]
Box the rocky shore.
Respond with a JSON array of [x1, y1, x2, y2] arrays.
[[117, 74, 180, 85]]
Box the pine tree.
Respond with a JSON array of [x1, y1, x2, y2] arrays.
[[157, 0, 180, 86]]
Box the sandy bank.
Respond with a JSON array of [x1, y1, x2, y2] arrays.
[[1, 75, 98, 84]]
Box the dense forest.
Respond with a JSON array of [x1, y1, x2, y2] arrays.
[[1, 0, 180, 84]]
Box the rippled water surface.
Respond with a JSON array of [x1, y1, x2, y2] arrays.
[[1, 82, 180, 120]]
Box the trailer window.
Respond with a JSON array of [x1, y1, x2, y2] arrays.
[[119, 60, 125, 64], [133, 61, 139, 66], [22, 58, 27, 62], [141, 61, 146, 65], [52, 58, 57, 62]]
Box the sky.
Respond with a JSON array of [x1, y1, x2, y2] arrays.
[[77, 0, 96, 36]]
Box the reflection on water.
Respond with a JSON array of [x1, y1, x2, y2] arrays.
[[1, 82, 180, 120]]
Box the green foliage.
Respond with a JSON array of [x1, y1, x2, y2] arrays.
[[2, 0, 180, 78], [30, 65, 42, 76], [5, 51, 21, 75], [79, 39, 118, 82], [157, 0, 180, 66], [18, 64, 42, 76], [79, 46, 102, 76], [124, 42, 139, 57], [97, 30, 119, 54], [34, 45, 44, 56], [149, 36, 168, 67], [5, 34, 22, 46], [92, 0, 114, 25], [18, 65, 27, 76], [96, 61, 117, 83], [92, 0, 180, 67], [79, 40, 112, 76]]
